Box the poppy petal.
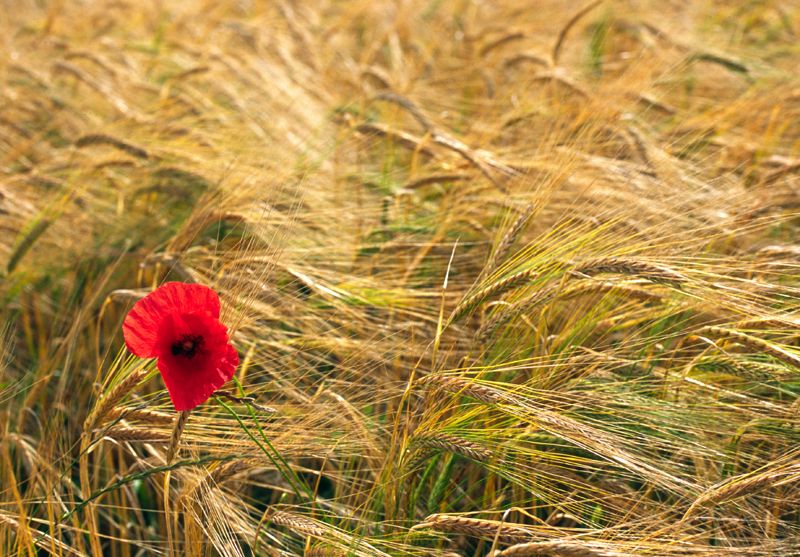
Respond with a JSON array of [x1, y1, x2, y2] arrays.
[[122, 282, 221, 358], [155, 311, 237, 411]]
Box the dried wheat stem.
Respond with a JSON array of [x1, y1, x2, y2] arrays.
[[697, 326, 800, 369], [491, 540, 627, 557], [632, 92, 677, 115], [166, 411, 190, 464], [404, 172, 468, 189], [572, 257, 686, 286], [105, 407, 175, 425], [51, 61, 130, 114], [361, 64, 392, 89], [413, 514, 534, 544], [106, 289, 149, 304], [178, 459, 256, 506], [75, 133, 149, 159], [431, 131, 518, 188], [530, 71, 589, 98], [697, 356, 786, 379], [560, 280, 665, 303], [63, 50, 118, 78], [683, 462, 800, 519], [449, 268, 538, 324], [480, 31, 526, 57], [478, 284, 559, 340], [372, 91, 432, 131], [105, 426, 171, 444], [85, 367, 149, 430], [207, 459, 253, 485], [757, 244, 800, 258], [305, 546, 345, 557], [419, 375, 509, 405], [267, 509, 327, 537], [486, 203, 536, 273], [354, 122, 437, 157], [734, 316, 800, 330], [93, 159, 139, 171], [552, 0, 604, 63], [7, 218, 53, 274], [414, 433, 492, 462]]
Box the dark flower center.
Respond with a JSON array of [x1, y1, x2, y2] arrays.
[[171, 334, 203, 358]]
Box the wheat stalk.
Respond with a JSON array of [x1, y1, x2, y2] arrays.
[[552, 0, 604, 63], [572, 257, 686, 286], [412, 514, 534, 543], [75, 133, 149, 159], [372, 91, 433, 131], [207, 459, 254, 485], [485, 202, 536, 273], [6, 218, 53, 274], [266, 509, 327, 537], [697, 326, 800, 369], [734, 316, 800, 330], [405, 173, 469, 189], [419, 375, 509, 405], [305, 546, 345, 557], [177, 459, 256, 506], [490, 540, 627, 557], [560, 280, 665, 302], [449, 268, 538, 324], [697, 356, 787, 379], [478, 283, 560, 340], [683, 460, 800, 519], [354, 121, 438, 157], [85, 367, 149, 430], [409, 433, 493, 469], [480, 31, 526, 57], [51, 61, 130, 114], [416, 433, 492, 462], [166, 411, 190, 464], [105, 289, 149, 304], [105, 426, 171, 444], [105, 407, 175, 425]]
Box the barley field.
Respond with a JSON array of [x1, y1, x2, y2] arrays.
[[2, 1, 800, 556]]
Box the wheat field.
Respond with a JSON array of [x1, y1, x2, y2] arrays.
[[2, 1, 800, 555]]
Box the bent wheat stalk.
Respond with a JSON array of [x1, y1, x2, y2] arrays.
[[697, 326, 800, 369], [449, 268, 538, 324], [407, 432, 493, 469], [85, 367, 149, 430], [105, 426, 171, 444], [478, 283, 560, 340], [683, 458, 800, 520], [572, 257, 687, 286], [491, 540, 629, 557], [265, 509, 327, 537], [104, 407, 175, 425], [166, 410, 190, 464], [419, 374, 508, 405], [412, 514, 535, 543], [485, 202, 537, 274], [167, 410, 191, 464]]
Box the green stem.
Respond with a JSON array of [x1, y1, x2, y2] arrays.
[[60, 454, 235, 523], [215, 395, 313, 501]]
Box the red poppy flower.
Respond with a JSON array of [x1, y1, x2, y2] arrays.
[[122, 282, 238, 411]]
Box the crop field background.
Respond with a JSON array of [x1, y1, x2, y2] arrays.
[[2, 0, 800, 555]]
